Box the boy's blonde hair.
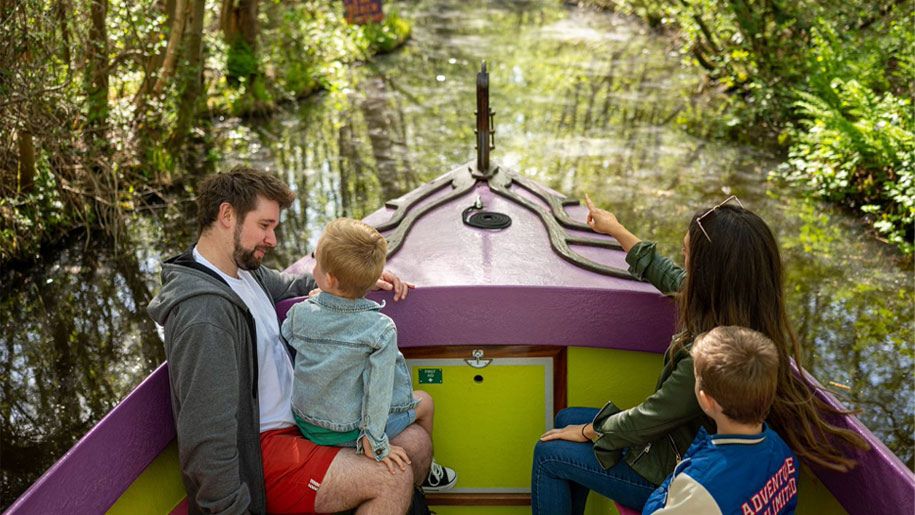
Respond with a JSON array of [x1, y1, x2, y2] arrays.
[[691, 326, 779, 425], [316, 218, 387, 298]]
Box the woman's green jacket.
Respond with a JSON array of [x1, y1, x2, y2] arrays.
[[590, 240, 709, 486]]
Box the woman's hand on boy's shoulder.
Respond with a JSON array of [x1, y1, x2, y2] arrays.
[[375, 270, 415, 302]]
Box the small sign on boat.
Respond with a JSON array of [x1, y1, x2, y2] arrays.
[[343, 0, 383, 25], [417, 368, 443, 384]]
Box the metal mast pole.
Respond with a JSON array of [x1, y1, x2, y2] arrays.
[[475, 62, 495, 175]]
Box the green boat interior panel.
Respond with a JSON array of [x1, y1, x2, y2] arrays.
[[107, 440, 184, 515], [101, 345, 845, 514], [407, 357, 553, 492]]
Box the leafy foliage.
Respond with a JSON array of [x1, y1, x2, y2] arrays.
[[362, 12, 412, 54], [1, 0, 412, 265], [227, 39, 260, 86], [780, 18, 915, 253], [581, 0, 914, 253], [259, 2, 411, 102]]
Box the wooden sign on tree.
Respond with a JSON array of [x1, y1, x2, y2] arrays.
[[343, 0, 384, 24]]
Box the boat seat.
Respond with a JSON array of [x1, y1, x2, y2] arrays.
[[613, 500, 641, 515]]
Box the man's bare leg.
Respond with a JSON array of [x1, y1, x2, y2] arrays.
[[391, 423, 432, 486], [314, 449, 414, 515]]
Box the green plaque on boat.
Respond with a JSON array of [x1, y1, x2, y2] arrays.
[[418, 368, 443, 384]]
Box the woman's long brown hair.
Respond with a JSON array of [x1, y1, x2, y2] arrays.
[[671, 204, 869, 471]]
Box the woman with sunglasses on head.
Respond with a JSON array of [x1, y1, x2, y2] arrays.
[[530, 195, 868, 514]]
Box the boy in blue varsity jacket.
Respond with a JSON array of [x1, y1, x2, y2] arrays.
[[643, 326, 799, 515]]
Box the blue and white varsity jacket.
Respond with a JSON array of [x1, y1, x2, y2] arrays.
[[642, 425, 799, 515]]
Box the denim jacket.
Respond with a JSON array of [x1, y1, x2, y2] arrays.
[[281, 292, 418, 461]]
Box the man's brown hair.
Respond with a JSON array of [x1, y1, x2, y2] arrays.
[[316, 218, 387, 298], [691, 326, 780, 425], [196, 166, 295, 235]]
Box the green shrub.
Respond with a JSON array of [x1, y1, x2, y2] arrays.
[[362, 12, 412, 54], [781, 81, 914, 252], [226, 40, 259, 86], [284, 60, 318, 98], [579, 0, 914, 253], [774, 14, 915, 253]]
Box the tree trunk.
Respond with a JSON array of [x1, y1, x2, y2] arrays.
[[221, 0, 258, 50], [153, 0, 188, 95], [85, 0, 109, 140], [221, 0, 259, 85], [56, 0, 72, 77], [167, 0, 206, 148], [136, 0, 176, 101]]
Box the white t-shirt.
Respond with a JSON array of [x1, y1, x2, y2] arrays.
[[193, 247, 296, 432]]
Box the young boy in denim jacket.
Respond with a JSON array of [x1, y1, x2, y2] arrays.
[[643, 326, 799, 514], [282, 218, 456, 490]]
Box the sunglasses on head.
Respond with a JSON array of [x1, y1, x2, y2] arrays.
[[696, 195, 743, 242]]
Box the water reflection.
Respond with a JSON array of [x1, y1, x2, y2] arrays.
[[0, 230, 168, 504], [2, 0, 912, 506]]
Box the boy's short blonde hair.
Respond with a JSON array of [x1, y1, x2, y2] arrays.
[[691, 326, 779, 425], [316, 218, 387, 298]]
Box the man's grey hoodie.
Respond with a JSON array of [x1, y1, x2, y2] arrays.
[[147, 249, 314, 515]]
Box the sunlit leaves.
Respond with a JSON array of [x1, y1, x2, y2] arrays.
[[582, 0, 914, 253]]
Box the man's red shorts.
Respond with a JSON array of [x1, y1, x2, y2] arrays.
[[260, 427, 341, 514]]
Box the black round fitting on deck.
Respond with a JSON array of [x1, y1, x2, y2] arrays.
[[463, 206, 511, 230]]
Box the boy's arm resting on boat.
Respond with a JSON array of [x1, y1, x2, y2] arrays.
[[169, 320, 252, 514], [256, 266, 316, 302], [625, 241, 685, 294], [358, 324, 398, 461], [593, 356, 700, 449], [374, 269, 415, 302]]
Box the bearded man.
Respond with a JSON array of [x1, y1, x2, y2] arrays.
[[148, 166, 427, 514]]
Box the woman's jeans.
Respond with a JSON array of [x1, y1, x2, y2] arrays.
[[531, 407, 657, 514]]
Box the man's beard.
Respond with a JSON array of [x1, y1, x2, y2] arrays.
[[233, 224, 268, 271]]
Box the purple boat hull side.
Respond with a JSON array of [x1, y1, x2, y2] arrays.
[[804, 370, 915, 515], [6, 363, 175, 515], [277, 286, 677, 352]]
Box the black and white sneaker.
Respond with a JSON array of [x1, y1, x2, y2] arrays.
[[421, 458, 457, 492]]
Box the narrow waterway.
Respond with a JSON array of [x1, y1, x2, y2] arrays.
[[2, 0, 912, 506]]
